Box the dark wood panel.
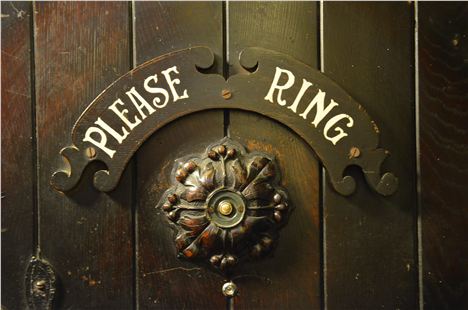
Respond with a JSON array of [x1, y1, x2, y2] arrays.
[[229, 1, 318, 74], [134, 1, 223, 67], [134, 2, 226, 308], [229, 2, 321, 309], [419, 3, 468, 309], [322, 3, 417, 309], [34, 3, 133, 308], [136, 112, 225, 309], [1, 2, 34, 309], [229, 114, 321, 310]]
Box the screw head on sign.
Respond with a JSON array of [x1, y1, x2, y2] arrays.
[[85, 147, 97, 159], [221, 89, 232, 100], [34, 280, 46, 289], [349, 147, 361, 159], [222, 281, 238, 297]]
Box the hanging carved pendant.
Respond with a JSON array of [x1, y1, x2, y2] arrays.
[[25, 257, 57, 310], [158, 138, 292, 271]]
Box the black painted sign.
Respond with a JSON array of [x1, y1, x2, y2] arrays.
[[52, 47, 397, 196]]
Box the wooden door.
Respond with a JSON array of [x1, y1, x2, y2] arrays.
[[2, 2, 466, 310]]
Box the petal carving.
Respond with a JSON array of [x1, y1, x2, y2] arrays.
[[242, 182, 274, 201], [245, 156, 270, 186], [229, 216, 271, 245], [199, 162, 216, 191], [181, 186, 208, 202], [231, 159, 247, 190], [182, 224, 220, 258], [178, 214, 209, 234]]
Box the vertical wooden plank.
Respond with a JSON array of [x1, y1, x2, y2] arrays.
[[419, 3, 468, 309], [229, 2, 321, 309], [1, 2, 34, 309], [322, 3, 417, 309], [34, 3, 133, 308], [134, 1, 223, 66], [229, 115, 321, 310], [229, 1, 318, 74], [133, 2, 226, 308]]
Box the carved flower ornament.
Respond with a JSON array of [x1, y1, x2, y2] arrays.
[[158, 138, 292, 271]]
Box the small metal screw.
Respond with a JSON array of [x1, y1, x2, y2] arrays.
[[33, 279, 47, 296], [222, 281, 238, 297], [349, 147, 361, 159], [34, 280, 46, 289], [85, 147, 97, 159], [221, 89, 232, 100], [218, 200, 234, 216]]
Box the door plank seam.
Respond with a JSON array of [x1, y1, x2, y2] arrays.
[[30, 0, 40, 255], [319, 2, 327, 310], [414, 2, 424, 310]]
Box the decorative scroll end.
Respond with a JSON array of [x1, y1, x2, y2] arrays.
[[238, 48, 260, 72], [360, 148, 398, 196], [25, 257, 57, 310], [93, 169, 116, 192], [51, 146, 87, 192], [158, 138, 292, 272], [365, 171, 398, 196], [328, 148, 398, 196], [328, 175, 357, 196], [51, 146, 119, 192], [192, 46, 216, 71]]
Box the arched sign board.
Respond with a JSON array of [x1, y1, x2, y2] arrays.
[[51, 47, 398, 196]]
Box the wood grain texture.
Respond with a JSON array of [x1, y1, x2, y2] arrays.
[[136, 112, 225, 309], [229, 114, 320, 310], [419, 3, 468, 309], [134, 1, 223, 67], [228, 1, 318, 74], [322, 3, 417, 309], [1, 2, 34, 309], [229, 2, 321, 309], [134, 2, 226, 308], [34, 2, 133, 308]]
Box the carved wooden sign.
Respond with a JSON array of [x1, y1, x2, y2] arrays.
[[52, 46, 398, 196]]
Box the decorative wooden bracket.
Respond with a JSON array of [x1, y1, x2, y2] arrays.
[[51, 46, 398, 196]]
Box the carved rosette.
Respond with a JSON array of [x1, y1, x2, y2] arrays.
[[158, 138, 292, 271]]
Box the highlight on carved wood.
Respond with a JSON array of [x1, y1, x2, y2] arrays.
[[158, 138, 292, 271]]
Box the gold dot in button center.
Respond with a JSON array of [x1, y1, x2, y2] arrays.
[[218, 201, 233, 216]]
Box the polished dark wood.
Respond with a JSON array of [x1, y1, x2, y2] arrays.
[[136, 112, 225, 309], [322, 3, 418, 309], [1, 2, 34, 308], [228, 2, 321, 309], [34, 2, 133, 308], [419, 3, 468, 309], [229, 1, 318, 73], [230, 114, 321, 310], [133, 2, 226, 308], [3, 2, 468, 309]]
